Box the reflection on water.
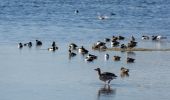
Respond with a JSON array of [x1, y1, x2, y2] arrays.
[[97, 85, 116, 100], [120, 72, 129, 78], [127, 51, 136, 56]]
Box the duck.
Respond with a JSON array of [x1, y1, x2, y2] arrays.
[[105, 54, 109, 60], [85, 57, 94, 62], [104, 38, 110, 42], [87, 54, 97, 59], [52, 41, 56, 47], [111, 40, 119, 47], [131, 36, 135, 41], [120, 67, 129, 78], [152, 35, 167, 40], [127, 57, 135, 63], [113, 56, 121, 61], [118, 36, 125, 40], [75, 10, 79, 14], [120, 67, 129, 74], [78, 46, 89, 54], [36, 40, 42, 46], [94, 68, 117, 84], [69, 43, 78, 50], [120, 44, 127, 49], [96, 41, 106, 46], [127, 41, 137, 48], [142, 36, 149, 40], [48, 46, 58, 51], [18, 43, 23, 49], [28, 42, 32, 47]]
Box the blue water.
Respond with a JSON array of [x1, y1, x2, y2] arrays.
[[0, 0, 170, 100]]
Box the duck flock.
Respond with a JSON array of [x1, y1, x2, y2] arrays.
[[18, 35, 167, 85]]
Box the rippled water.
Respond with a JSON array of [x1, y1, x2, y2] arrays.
[[0, 0, 170, 100]]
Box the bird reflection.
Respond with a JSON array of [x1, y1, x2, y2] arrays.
[[127, 51, 136, 56], [120, 72, 129, 78], [97, 84, 116, 100]]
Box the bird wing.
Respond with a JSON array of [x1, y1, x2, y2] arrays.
[[102, 72, 117, 77]]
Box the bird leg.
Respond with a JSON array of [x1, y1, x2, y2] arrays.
[[108, 80, 111, 84]]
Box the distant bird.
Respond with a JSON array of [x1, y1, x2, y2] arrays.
[[131, 36, 135, 41], [120, 67, 129, 74], [52, 41, 56, 47], [94, 68, 117, 84], [85, 57, 94, 62], [69, 43, 78, 50], [120, 44, 127, 49], [105, 54, 109, 60], [87, 54, 97, 59], [104, 38, 111, 42], [142, 36, 149, 40], [152, 35, 167, 40], [118, 36, 125, 40], [28, 42, 32, 47], [120, 67, 129, 78], [78, 46, 88, 54], [18, 43, 23, 49], [36, 40, 42, 46], [48, 46, 58, 51], [75, 10, 79, 14], [127, 57, 135, 63], [85, 54, 97, 62], [23, 42, 32, 48], [113, 56, 121, 61]]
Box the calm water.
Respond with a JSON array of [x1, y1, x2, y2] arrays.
[[0, 0, 170, 100]]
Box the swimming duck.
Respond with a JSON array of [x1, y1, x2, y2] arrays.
[[36, 40, 42, 46], [52, 41, 56, 47], [118, 36, 125, 40], [94, 68, 117, 84], [96, 41, 106, 46], [104, 38, 110, 42], [78, 46, 88, 54], [120, 67, 129, 74], [48, 46, 58, 51], [69, 43, 78, 50], [120, 44, 127, 49], [113, 56, 121, 61], [127, 41, 137, 48], [18, 43, 23, 49], [85, 57, 94, 62], [152, 35, 167, 40], [28, 42, 32, 47], [142, 36, 149, 40], [120, 67, 129, 78], [87, 54, 97, 59], [127, 57, 135, 63]]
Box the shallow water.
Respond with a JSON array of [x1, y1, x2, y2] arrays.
[[0, 0, 170, 100]]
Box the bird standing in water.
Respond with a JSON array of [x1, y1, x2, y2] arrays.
[[94, 68, 117, 84]]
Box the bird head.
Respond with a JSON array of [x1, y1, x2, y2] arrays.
[[94, 68, 100, 71]]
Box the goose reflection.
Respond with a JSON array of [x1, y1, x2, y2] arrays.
[[97, 84, 116, 100]]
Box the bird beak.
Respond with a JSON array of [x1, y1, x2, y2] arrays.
[[94, 69, 97, 71]]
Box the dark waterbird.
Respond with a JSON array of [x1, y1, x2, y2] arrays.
[[18, 43, 23, 49], [36, 40, 42, 46], [94, 68, 117, 84]]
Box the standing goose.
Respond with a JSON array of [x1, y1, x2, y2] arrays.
[[94, 68, 117, 84]]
